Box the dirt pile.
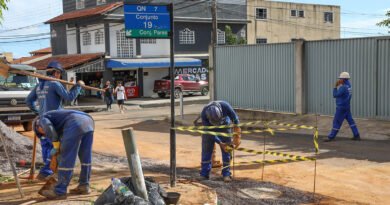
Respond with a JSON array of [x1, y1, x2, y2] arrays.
[[0, 121, 42, 175]]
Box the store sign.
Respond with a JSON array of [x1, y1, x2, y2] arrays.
[[175, 67, 209, 81], [124, 4, 171, 38]]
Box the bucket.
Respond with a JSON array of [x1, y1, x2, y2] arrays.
[[164, 192, 181, 205]]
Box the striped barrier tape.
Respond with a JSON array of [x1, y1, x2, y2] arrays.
[[220, 158, 314, 170], [314, 128, 319, 153], [227, 147, 315, 161], [175, 127, 275, 137], [268, 122, 315, 130]]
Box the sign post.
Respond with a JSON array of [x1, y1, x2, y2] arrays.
[[124, 3, 176, 187]]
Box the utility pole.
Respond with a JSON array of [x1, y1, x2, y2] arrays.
[[210, 0, 217, 101]]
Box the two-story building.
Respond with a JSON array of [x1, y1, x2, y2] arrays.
[[32, 0, 248, 97]]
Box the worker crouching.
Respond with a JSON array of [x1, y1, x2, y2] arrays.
[[200, 101, 241, 182], [33, 110, 94, 200]]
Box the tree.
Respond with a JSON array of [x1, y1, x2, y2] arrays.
[[0, 0, 10, 22], [225, 25, 246, 45], [377, 10, 390, 29]]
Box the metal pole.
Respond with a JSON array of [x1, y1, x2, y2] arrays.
[[180, 92, 184, 120], [169, 2, 176, 188], [0, 131, 24, 198], [313, 113, 319, 202], [211, 0, 217, 100], [121, 128, 148, 201]]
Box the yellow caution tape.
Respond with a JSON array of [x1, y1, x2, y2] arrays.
[[221, 158, 315, 170], [268, 121, 315, 130], [227, 147, 315, 161], [314, 128, 319, 153], [175, 127, 274, 137]]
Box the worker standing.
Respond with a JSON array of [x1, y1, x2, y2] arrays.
[[324, 72, 361, 142], [26, 61, 82, 181], [33, 110, 94, 199], [199, 101, 241, 182]]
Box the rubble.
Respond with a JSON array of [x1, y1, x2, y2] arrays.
[[0, 121, 42, 176]]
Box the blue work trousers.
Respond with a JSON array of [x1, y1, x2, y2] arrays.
[[328, 107, 360, 139], [55, 131, 93, 195], [39, 137, 54, 177], [200, 129, 231, 177]]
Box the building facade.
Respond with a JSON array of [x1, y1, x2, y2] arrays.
[[44, 0, 247, 97], [247, 0, 340, 44]]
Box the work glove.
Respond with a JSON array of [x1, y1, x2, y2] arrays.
[[50, 141, 60, 156], [50, 148, 58, 156], [232, 126, 242, 149]]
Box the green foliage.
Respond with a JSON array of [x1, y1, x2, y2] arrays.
[[0, 0, 10, 22], [377, 10, 390, 28], [224, 25, 247, 45]]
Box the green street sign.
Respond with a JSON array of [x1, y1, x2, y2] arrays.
[[125, 29, 169, 38]]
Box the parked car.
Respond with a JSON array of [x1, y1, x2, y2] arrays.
[[153, 74, 209, 98], [0, 64, 38, 131]]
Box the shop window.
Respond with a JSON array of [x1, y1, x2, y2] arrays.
[[116, 29, 134, 58], [179, 28, 195, 45], [95, 30, 104, 45], [97, 0, 106, 6], [82, 31, 91, 46], [324, 12, 333, 23], [140, 39, 157, 44], [76, 0, 85, 10], [256, 38, 267, 44], [256, 8, 267, 19], [143, 72, 149, 76], [217, 29, 225, 45]]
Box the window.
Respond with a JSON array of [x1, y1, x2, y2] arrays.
[[97, 0, 106, 5], [51, 29, 57, 38], [256, 8, 267, 19], [140, 39, 157, 44], [298, 10, 305, 18], [256, 38, 267, 44], [76, 0, 85, 10], [179, 28, 195, 44], [217, 29, 225, 45], [82, 32, 91, 46], [95, 30, 104, 45], [116, 29, 135, 58], [324, 12, 333, 23], [291, 10, 297, 17]]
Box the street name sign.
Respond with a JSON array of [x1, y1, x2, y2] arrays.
[[124, 4, 171, 38]]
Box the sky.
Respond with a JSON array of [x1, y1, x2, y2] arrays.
[[0, 0, 389, 58]]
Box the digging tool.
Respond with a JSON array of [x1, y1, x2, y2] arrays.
[[20, 134, 38, 180], [0, 61, 105, 92]]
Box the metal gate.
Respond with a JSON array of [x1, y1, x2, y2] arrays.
[[377, 39, 390, 119]]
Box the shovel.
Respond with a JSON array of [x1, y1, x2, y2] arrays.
[[0, 60, 105, 92]]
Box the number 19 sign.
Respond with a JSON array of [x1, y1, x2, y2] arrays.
[[124, 4, 171, 38]]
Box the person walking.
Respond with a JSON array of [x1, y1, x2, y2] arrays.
[[26, 61, 82, 181], [324, 72, 360, 142], [33, 110, 94, 200], [199, 101, 241, 182], [103, 80, 114, 111], [114, 82, 127, 114]]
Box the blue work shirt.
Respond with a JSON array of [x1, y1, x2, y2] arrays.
[[26, 79, 81, 115], [201, 101, 240, 143], [38, 110, 94, 142], [333, 80, 352, 109]]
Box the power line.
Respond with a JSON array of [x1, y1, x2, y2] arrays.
[[0, 37, 50, 44]]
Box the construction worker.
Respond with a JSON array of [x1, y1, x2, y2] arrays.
[[26, 61, 82, 181], [200, 101, 241, 182], [324, 72, 360, 142], [33, 109, 94, 200]]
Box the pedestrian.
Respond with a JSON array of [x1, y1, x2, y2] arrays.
[[324, 72, 360, 142], [103, 80, 114, 111], [114, 81, 127, 114], [33, 110, 94, 200], [199, 101, 241, 182], [26, 61, 82, 181]]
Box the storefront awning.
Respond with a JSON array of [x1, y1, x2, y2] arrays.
[[106, 58, 202, 70]]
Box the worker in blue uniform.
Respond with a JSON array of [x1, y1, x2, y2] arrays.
[[26, 61, 82, 181], [200, 101, 241, 182], [33, 110, 94, 200], [325, 72, 361, 142]]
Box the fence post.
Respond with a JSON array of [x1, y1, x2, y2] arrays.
[[122, 128, 148, 201], [295, 40, 305, 114]]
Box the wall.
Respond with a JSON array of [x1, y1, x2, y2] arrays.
[[109, 23, 136, 58], [66, 25, 78, 54], [216, 43, 296, 113], [143, 68, 169, 97], [140, 39, 170, 57], [80, 24, 106, 54], [51, 23, 68, 55], [247, 0, 340, 44]]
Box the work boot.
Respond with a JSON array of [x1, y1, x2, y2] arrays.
[[351, 135, 361, 141], [36, 173, 54, 182], [40, 189, 67, 200], [69, 185, 91, 195], [223, 176, 233, 183], [197, 175, 209, 181], [323, 138, 335, 142]]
